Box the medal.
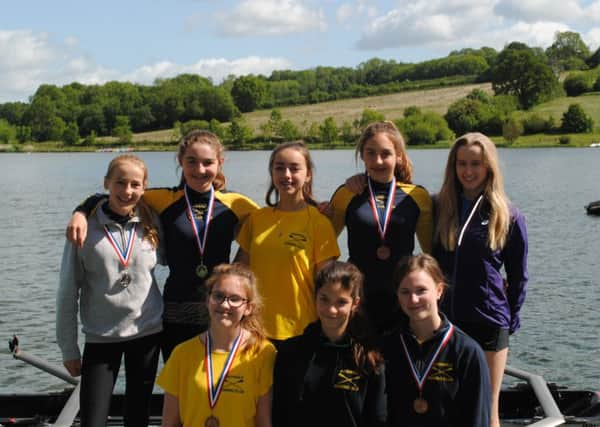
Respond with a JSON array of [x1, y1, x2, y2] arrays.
[[196, 263, 208, 279], [413, 397, 429, 414], [400, 323, 455, 415], [184, 185, 215, 281], [205, 331, 243, 415], [376, 245, 391, 260], [205, 415, 219, 427], [367, 176, 396, 259], [120, 270, 132, 287], [103, 221, 136, 288]]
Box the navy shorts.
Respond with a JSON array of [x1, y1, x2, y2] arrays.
[[458, 322, 509, 351]]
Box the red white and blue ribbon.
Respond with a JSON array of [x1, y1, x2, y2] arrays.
[[400, 323, 454, 392], [103, 224, 136, 268], [184, 184, 215, 259], [367, 176, 396, 242], [205, 331, 242, 409]]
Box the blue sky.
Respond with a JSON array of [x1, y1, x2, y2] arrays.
[[1, 0, 600, 103]]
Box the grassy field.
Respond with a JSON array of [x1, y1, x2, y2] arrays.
[[243, 83, 493, 130]]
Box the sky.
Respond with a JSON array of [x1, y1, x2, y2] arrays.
[[1, 0, 600, 103]]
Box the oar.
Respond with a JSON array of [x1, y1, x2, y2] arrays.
[[9, 335, 78, 385], [52, 381, 80, 426], [9, 335, 81, 426]]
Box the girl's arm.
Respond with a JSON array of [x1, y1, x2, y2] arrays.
[[255, 388, 273, 427], [503, 210, 529, 334], [66, 194, 107, 247], [161, 392, 182, 427]]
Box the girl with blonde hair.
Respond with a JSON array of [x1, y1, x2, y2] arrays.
[[433, 132, 528, 427]]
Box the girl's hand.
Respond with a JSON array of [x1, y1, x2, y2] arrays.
[[63, 359, 81, 377], [316, 201, 333, 219], [345, 174, 366, 194], [66, 212, 88, 248]]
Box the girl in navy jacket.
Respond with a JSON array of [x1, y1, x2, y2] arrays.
[[383, 254, 490, 427], [433, 132, 528, 427], [272, 261, 387, 427]]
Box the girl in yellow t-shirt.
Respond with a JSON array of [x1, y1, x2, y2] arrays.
[[157, 263, 275, 427], [236, 141, 340, 343]]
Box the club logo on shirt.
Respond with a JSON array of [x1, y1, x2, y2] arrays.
[[428, 362, 454, 382], [223, 375, 245, 394], [284, 232, 308, 250], [334, 369, 361, 392]]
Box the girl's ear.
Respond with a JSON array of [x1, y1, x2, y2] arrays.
[[351, 296, 361, 312], [436, 282, 445, 300], [103, 177, 109, 190]]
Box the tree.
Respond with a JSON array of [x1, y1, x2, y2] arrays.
[[228, 117, 253, 147], [561, 104, 594, 133], [546, 31, 590, 72], [491, 42, 562, 108], [445, 98, 488, 135], [319, 117, 338, 145], [63, 122, 80, 146], [357, 109, 385, 130], [0, 119, 16, 143], [502, 117, 523, 144], [113, 115, 133, 144], [231, 75, 267, 113]]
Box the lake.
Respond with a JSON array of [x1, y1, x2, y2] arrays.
[[1, 148, 599, 393]]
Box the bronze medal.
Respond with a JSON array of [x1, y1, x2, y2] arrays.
[[196, 263, 208, 279], [413, 397, 428, 414], [120, 271, 132, 287], [205, 415, 219, 427], [376, 245, 391, 260]]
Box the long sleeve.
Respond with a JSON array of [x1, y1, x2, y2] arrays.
[[503, 209, 528, 334], [456, 344, 491, 427], [56, 240, 84, 361], [363, 365, 388, 427]]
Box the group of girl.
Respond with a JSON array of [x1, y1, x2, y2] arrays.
[[57, 121, 527, 426]]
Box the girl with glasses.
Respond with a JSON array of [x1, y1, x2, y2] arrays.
[[158, 263, 275, 427]]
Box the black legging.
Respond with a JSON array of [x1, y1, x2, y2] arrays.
[[80, 332, 161, 427]]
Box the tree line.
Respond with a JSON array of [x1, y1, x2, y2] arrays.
[[0, 31, 599, 145]]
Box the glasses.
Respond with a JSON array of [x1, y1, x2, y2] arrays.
[[209, 291, 248, 308]]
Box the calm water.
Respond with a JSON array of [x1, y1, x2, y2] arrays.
[[1, 148, 599, 393]]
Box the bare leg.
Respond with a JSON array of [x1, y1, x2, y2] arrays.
[[485, 348, 508, 427]]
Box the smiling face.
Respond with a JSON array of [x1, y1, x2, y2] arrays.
[[179, 141, 223, 193], [455, 143, 488, 200], [104, 160, 146, 216], [360, 132, 399, 183], [316, 280, 359, 341], [270, 147, 311, 203], [397, 269, 443, 325], [208, 274, 252, 330]]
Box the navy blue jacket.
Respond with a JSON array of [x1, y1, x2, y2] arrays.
[[272, 322, 387, 427], [434, 196, 528, 333], [382, 315, 490, 427]]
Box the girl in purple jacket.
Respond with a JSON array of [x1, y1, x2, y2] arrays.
[[433, 132, 528, 427]]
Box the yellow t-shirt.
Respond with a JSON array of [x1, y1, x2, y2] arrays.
[[237, 205, 341, 339], [157, 336, 276, 427]]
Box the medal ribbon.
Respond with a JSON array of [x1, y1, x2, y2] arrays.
[[367, 176, 396, 242], [103, 224, 136, 268], [205, 331, 242, 409], [400, 323, 454, 392], [184, 184, 215, 259]]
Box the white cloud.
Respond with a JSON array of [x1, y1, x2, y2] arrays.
[[583, 1, 600, 23], [122, 56, 293, 85], [215, 0, 326, 36], [0, 29, 293, 103], [494, 0, 584, 22], [355, 3, 491, 49], [584, 27, 600, 49]]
